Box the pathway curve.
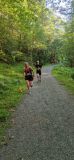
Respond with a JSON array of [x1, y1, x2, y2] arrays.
[[0, 66, 74, 160]]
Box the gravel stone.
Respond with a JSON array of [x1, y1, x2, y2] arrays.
[[0, 66, 74, 160]]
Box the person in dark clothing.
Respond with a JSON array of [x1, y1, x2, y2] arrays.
[[35, 60, 42, 81]]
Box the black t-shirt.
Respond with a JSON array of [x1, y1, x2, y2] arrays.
[[35, 64, 42, 70]]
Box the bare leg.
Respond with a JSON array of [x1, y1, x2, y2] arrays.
[[37, 74, 41, 81], [39, 75, 41, 81], [26, 80, 30, 91], [37, 74, 39, 81], [29, 81, 33, 87]]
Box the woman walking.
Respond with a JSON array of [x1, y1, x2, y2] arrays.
[[24, 62, 34, 94]]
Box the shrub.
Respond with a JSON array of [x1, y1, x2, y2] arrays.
[[0, 81, 8, 91], [11, 51, 24, 62], [71, 73, 74, 80], [0, 50, 7, 62], [0, 50, 13, 64], [0, 109, 10, 122]]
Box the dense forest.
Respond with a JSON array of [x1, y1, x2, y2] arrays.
[[0, 0, 74, 66], [0, 0, 74, 142]]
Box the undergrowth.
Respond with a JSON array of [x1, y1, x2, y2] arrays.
[[52, 65, 74, 93], [0, 62, 26, 143]]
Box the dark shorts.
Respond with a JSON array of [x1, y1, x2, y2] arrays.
[[36, 69, 41, 75], [25, 75, 33, 81]]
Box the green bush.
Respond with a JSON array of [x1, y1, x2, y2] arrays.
[[0, 50, 7, 62], [0, 50, 14, 63], [0, 109, 10, 122], [52, 65, 74, 93], [71, 73, 74, 80], [11, 51, 25, 62], [15, 52, 24, 62], [0, 81, 8, 91]]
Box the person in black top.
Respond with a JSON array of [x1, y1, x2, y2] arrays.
[[35, 60, 42, 81], [24, 62, 34, 93]]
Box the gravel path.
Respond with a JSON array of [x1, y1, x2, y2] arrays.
[[0, 66, 74, 160]]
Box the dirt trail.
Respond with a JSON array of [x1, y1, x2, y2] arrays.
[[0, 66, 74, 160]]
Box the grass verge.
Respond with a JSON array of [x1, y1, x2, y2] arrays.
[[0, 62, 26, 144], [52, 65, 74, 94]]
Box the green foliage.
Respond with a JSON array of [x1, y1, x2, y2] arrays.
[[11, 51, 25, 62], [71, 73, 74, 80], [0, 63, 26, 141], [0, 109, 10, 122], [0, 0, 61, 64], [0, 62, 27, 139], [0, 0, 74, 65], [0, 81, 8, 93], [0, 50, 7, 62], [60, 0, 74, 67], [52, 65, 74, 93]]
